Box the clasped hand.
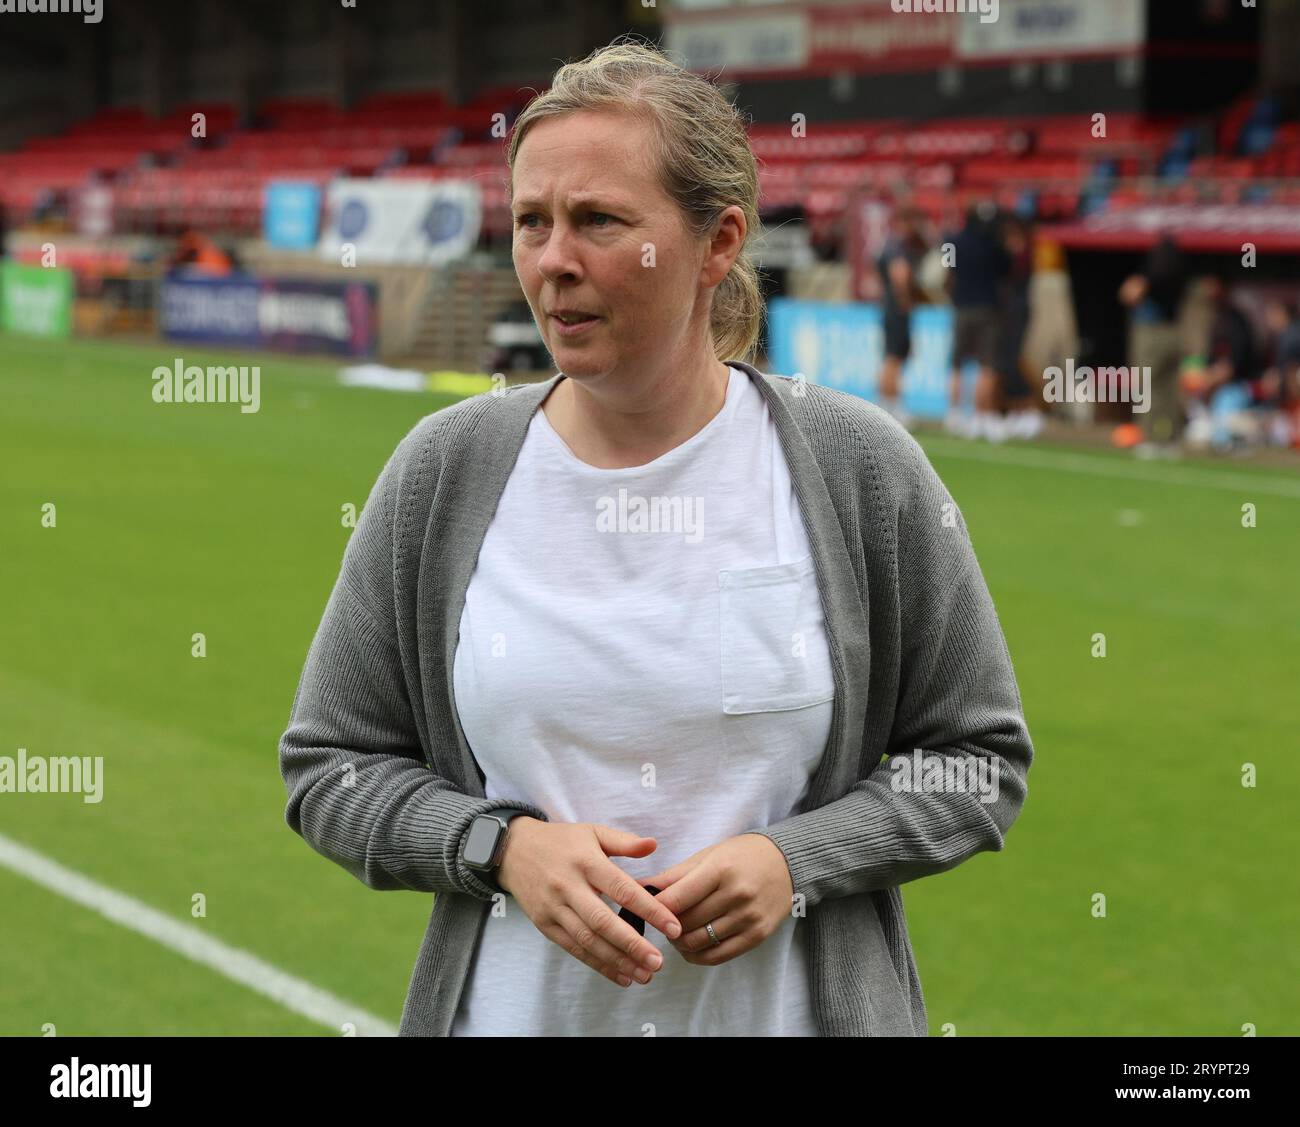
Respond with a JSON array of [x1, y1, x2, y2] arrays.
[[496, 819, 795, 987]]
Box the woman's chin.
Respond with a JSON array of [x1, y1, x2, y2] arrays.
[[552, 351, 610, 378]]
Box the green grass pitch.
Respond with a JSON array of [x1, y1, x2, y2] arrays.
[[2, 332, 1296, 1035]]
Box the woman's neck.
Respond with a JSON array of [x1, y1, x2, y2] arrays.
[[541, 358, 732, 470]]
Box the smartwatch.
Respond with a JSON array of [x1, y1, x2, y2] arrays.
[[462, 807, 533, 893]]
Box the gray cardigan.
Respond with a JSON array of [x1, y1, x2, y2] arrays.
[[278, 360, 1034, 1036]]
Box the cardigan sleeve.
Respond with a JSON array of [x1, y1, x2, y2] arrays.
[[744, 435, 1033, 910], [278, 428, 549, 899]]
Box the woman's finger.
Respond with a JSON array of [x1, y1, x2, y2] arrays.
[[537, 914, 629, 986], [593, 860, 683, 942], [649, 859, 722, 921], [569, 882, 665, 974], [671, 886, 735, 939], [674, 911, 753, 964], [552, 904, 654, 986]]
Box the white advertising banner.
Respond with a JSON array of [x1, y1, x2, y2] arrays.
[[664, 11, 809, 73], [318, 179, 481, 266], [958, 0, 1146, 59]]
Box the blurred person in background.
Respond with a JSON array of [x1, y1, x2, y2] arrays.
[[876, 206, 929, 429], [280, 39, 1032, 1040], [1119, 232, 1190, 457], [1181, 274, 1274, 453], [1259, 297, 1300, 448], [945, 201, 1009, 440], [167, 230, 234, 276], [1202, 275, 1258, 393], [993, 213, 1043, 440], [1022, 236, 1081, 424]]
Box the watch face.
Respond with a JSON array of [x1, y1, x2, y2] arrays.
[[464, 816, 501, 868]]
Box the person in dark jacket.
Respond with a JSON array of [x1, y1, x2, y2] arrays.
[[946, 202, 1010, 440]]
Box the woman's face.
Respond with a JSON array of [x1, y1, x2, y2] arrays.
[[510, 109, 725, 384]]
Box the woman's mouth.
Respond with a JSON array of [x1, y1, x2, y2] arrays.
[[550, 313, 602, 336]]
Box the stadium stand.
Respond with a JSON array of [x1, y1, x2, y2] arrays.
[[5, 92, 1297, 249]]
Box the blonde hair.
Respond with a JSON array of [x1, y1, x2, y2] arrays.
[[505, 37, 765, 365]]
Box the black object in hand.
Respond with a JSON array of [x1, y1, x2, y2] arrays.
[[618, 885, 662, 935]]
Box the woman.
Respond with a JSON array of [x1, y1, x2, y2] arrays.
[[279, 40, 1033, 1037]]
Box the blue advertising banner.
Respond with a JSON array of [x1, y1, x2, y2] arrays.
[[160, 274, 377, 358], [159, 275, 262, 347], [767, 298, 964, 419], [264, 182, 323, 250]]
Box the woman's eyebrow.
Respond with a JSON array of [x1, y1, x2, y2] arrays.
[[511, 194, 628, 211]]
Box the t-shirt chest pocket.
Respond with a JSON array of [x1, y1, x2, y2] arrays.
[[718, 554, 836, 714]]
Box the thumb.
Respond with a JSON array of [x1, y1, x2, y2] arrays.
[[591, 824, 658, 859]]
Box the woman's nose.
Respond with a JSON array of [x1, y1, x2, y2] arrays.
[[536, 224, 582, 282]]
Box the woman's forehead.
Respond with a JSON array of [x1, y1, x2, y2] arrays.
[[516, 111, 654, 170], [513, 153, 660, 207], [512, 110, 668, 205]]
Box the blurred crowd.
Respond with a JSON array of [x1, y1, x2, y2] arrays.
[[1119, 236, 1300, 457], [873, 205, 1300, 456]]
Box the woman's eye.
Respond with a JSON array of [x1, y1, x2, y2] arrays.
[[514, 212, 614, 229]]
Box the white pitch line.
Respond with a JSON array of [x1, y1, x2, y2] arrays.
[[0, 831, 397, 1036], [919, 436, 1300, 499]]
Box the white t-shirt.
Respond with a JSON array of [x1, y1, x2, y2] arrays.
[[449, 362, 835, 1036]]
